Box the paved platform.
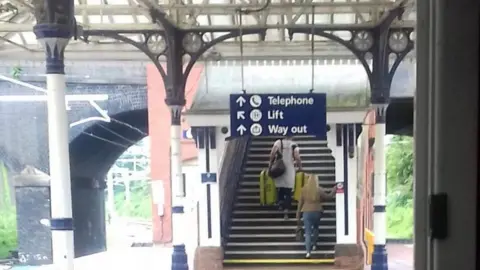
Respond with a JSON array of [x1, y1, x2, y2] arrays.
[[5, 247, 195, 270], [2, 244, 412, 270], [364, 244, 413, 270]]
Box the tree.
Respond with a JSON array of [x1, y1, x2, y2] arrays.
[[386, 135, 414, 207], [386, 135, 414, 238]]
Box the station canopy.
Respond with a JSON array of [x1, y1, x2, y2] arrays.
[[0, 0, 416, 61]]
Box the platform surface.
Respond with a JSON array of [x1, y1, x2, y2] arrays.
[[2, 244, 413, 270]]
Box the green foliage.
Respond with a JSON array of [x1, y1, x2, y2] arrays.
[[11, 66, 22, 79], [0, 205, 17, 259], [387, 136, 414, 207], [0, 163, 17, 259], [386, 135, 414, 238], [111, 180, 152, 219], [386, 203, 414, 239]]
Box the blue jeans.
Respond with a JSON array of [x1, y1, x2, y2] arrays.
[[277, 187, 292, 210], [303, 211, 323, 253]]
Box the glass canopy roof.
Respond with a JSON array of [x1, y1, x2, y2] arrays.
[[0, 0, 416, 61]]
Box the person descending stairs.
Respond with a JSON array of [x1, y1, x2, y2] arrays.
[[223, 135, 337, 265]]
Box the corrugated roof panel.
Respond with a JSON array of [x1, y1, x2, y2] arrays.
[[190, 60, 415, 111]]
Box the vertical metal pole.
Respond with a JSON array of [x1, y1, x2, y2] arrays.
[[33, 24, 74, 270], [170, 105, 188, 270], [125, 178, 131, 203], [371, 104, 388, 270], [107, 173, 115, 219]]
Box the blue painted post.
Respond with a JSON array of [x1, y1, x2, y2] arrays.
[[371, 104, 388, 270], [33, 13, 75, 270], [170, 105, 189, 270]]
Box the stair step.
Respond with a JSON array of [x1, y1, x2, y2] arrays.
[[230, 225, 335, 235], [225, 250, 334, 255], [233, 202, 335, 208], [232, 210, 335, 219], [224, 251, 335, 261], [231, 225, 335, 230], [228, 234, 336, 243], [231, 218, 335, 222], [241, 174, 336, 180], [250, 141, 328, 146], [246, 159, 334, 165], [238, 182, 336, 188], [230, 218, 336, 227], [232, 209, 335, 214], [244, 167, 336, 174], [247, 153, 335, 161], [236, 195, 335, 202], [226, 241, 336, 246], [225, 244, 335, 252], [249, 148, 332, 155], [224, 137, 337, 265], [235, 197, 336, 205], [237, 187, 336, 196]]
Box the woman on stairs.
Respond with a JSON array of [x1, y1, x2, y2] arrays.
[[269, 136, 302, 220], [296, 174, 336, 258]]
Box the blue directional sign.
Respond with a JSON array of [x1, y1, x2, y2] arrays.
[[229, 93, 327, 139]]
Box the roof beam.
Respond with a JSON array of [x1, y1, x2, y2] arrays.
[[0, 41, 416, 61], [2, 2, 403, 16], [0, 20, 415, 32]]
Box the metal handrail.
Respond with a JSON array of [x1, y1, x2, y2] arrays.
[[219, 136, 250, 248]]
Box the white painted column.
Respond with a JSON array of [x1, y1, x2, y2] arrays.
[[328, 125, 346, 243], [346, 125, 358, 243], [34, 24, 75, 270], [107, 173, 115, 219], [125, 179, 131, 203], [371, 105, 388, 269], [169, 106, 188, 269], [208, 128, 220, 247], [196, 128, 209, 246], [197, 127, 222, 247], [215, 126, 230, 168], [373, 117, 387, 245]]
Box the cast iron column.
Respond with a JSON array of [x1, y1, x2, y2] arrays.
[[368, 7, 413, 270], [287, 3, 414, 269], [33, 0, 76, 269], [161, 21, 189, 270]]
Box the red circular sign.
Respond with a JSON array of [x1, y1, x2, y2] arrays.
[[336, 183, 344, 193]]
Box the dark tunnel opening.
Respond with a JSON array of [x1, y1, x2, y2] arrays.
[[67, 108, 149, 258], [387, 98, 414, 136]]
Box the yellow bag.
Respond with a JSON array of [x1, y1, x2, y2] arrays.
[[293, 171, 306, 201], [259, 169, 277, 205]]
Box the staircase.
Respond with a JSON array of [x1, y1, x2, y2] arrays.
[[223, 136, 337, 265]]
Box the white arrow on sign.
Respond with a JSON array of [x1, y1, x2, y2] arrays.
[[237, 111, 245, 120], [237, 125, 247, 135], [236, 96, 246, 107]]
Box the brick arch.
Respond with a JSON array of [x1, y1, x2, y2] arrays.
[[69, 108, 149, 180]]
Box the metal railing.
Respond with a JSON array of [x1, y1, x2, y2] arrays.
[[219, 136, 250, 248]]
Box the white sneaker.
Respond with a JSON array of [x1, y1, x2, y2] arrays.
[[312, 245, 317, 251], [305, 252, 311, 258]]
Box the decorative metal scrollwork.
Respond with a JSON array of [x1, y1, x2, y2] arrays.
[[388, 30, 410, 53], [182, 32, 203, 54], [352, 30, 374, 52], [145, 33, 167, 55]]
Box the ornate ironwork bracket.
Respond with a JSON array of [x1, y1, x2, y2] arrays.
[[80, 8, 266, 111], [287, 4, 414, 105]]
